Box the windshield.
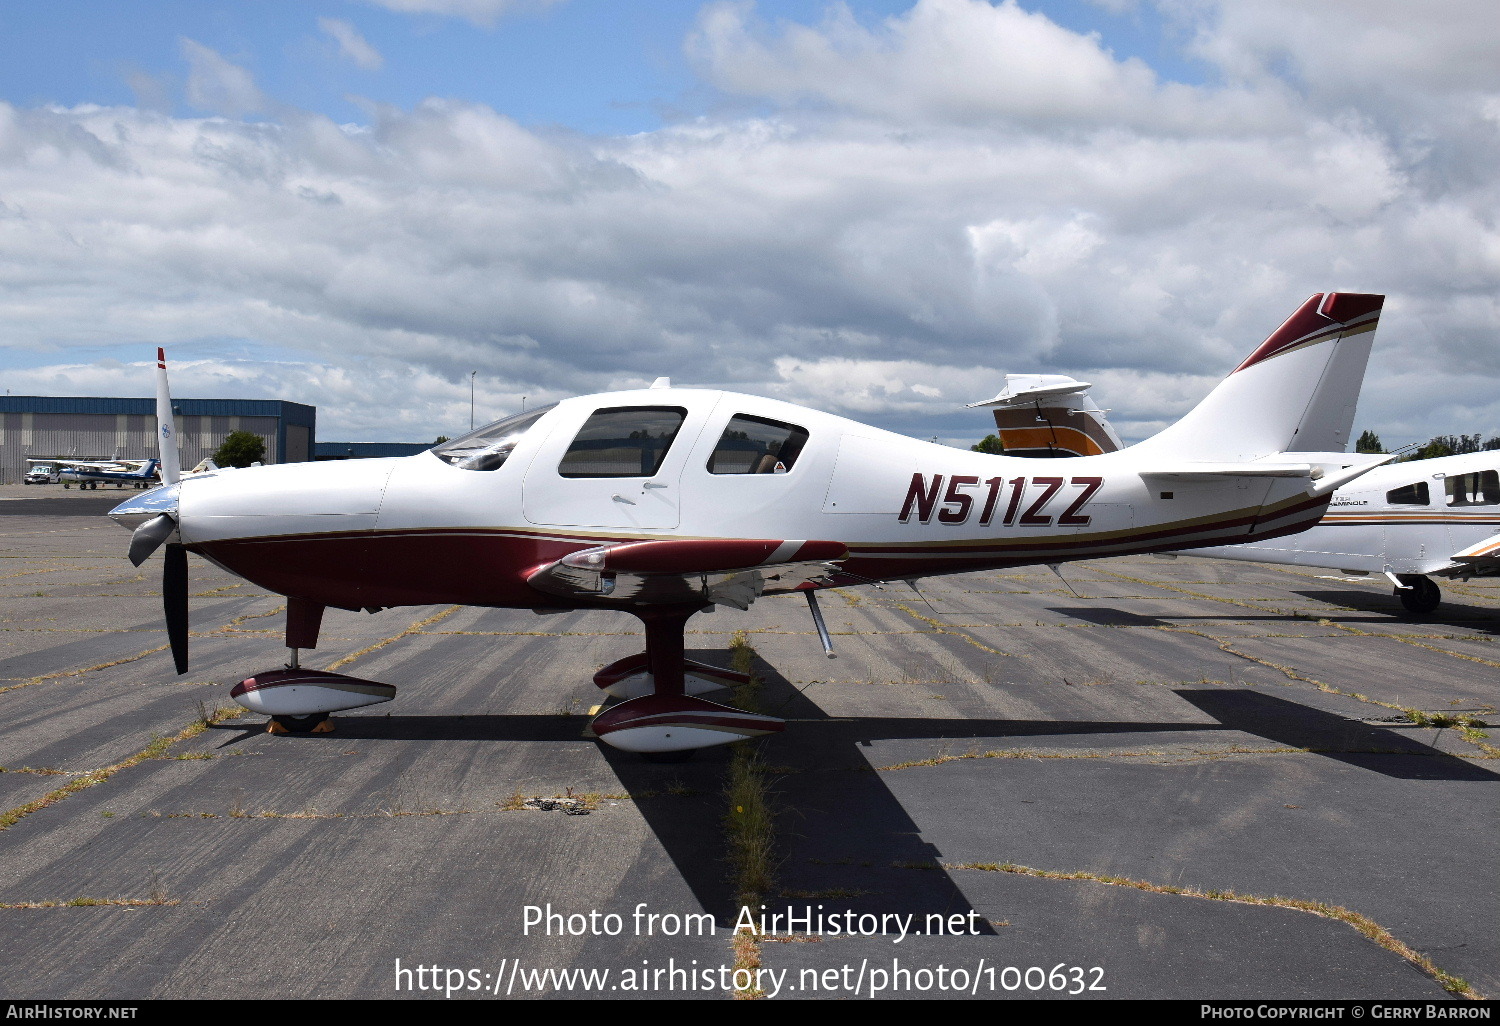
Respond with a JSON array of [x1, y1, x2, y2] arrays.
[[432, 404, 557, 471]]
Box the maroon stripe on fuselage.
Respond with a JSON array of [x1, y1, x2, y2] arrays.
[[848, 494, 1327, 557], [190, 495, 1328, 610], [837, 512, 1328, 580], [193, 530, 587, 610]]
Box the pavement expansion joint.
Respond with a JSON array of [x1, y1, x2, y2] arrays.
[[323, 606, 461, 672], [892, 603, 1018, 657], [0, 897, 182, 910], [723, 631, 778, 1001], [0, 706, 246, 833], [923, 859, 1482, 1000]]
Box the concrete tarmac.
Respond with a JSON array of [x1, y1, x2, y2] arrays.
[[0, 488, 1494, 1000]]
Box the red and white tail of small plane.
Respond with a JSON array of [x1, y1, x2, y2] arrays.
[[1133, 292, 1384, 462]]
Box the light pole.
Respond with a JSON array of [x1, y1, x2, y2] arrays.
[[469, 371, 477, 431]]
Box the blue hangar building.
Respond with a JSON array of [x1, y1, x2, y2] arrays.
[[0, 396, 316, 484]]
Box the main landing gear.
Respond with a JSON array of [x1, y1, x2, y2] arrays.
[[233, 600, 783, 759], [1394, 575, 1442, 615], [589, 605, 785, 761]]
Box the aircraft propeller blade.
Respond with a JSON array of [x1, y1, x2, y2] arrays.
[[155, 348, 181, 486], [163, 544, 189, 674], [128, 513, 177, 568]]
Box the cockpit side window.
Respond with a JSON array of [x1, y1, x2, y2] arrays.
[[1386, 482, 1429, 506], [1445, 471, 1500, 507], [433, 405, 557, 472], [558, 406, 687, 479], [707, 414, 810, 475]]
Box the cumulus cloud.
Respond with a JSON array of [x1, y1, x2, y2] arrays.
[[358, 0, 565, 28], [692, 0, 1158, 126], [1, 0, 1497, 448], [318, 17, 384, 71]]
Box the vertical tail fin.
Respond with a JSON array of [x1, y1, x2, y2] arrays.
[[1133, 293, 1384, 460]]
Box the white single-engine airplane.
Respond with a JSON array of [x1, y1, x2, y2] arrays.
[[112, 294, 1387, 758], [1179, 453, 1500, 614]]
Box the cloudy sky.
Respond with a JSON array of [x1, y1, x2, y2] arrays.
[[0, 0, 1496, 448]]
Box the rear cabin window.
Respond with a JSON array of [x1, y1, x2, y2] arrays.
[[558, 406, 687, 478], [1446, 471, 1500, 507], [707, 414, 810, 475], [1386, 482, 1429, 506]]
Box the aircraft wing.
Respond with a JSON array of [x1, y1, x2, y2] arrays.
[[526, 538, 848, 610], [1447, 534, 1500, 574], [55, 459, 125, 470]]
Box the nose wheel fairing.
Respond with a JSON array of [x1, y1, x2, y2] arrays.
[[230, 669, 397, 717]]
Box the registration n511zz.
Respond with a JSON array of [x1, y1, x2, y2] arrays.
[[899, 474, 1104, 527]]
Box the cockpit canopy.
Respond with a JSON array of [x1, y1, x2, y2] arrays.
[[432, 404, 557, 471]]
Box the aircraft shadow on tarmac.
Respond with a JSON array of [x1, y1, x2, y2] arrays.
[[1051, 598, 1500, 633], [1176, 689, 1499, 782], [1288, 589, 1500, 632], [1046, 606, 1175, 627], [206, 647, 1496, 932]]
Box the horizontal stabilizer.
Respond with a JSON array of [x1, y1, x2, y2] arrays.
[[1139, 462, 1323, 480], [966, 375, 1093, 409], [1140, 452, 1391, 489]]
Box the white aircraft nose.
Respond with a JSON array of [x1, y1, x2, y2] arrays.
[[178, 458, 399, 545]]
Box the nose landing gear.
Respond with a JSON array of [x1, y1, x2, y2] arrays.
[[231, 599, 396, 734]]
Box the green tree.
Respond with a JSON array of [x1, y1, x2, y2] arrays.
[[1354, 429, 1383, 454], [213, 430, 267, 468], [433, 435, 450, 445], [971, 434, 1004, 455]]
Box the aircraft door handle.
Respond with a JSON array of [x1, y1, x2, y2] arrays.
[[612, 494, 637, 505]]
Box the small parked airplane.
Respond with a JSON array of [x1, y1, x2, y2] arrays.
[[55, 458, 161, 490], [973, 383, 1500, 615], [966, 374, 1121, 458], [111, 293, 1387, 757]]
